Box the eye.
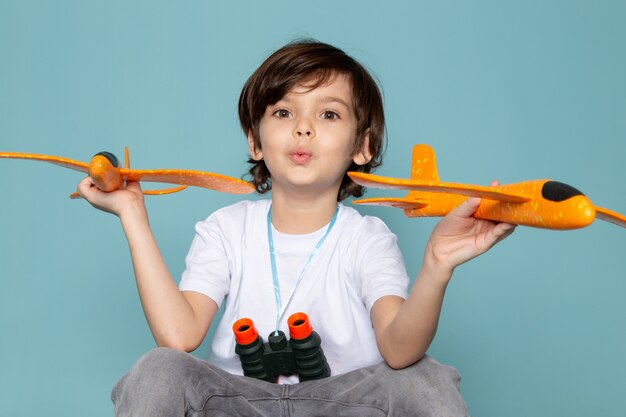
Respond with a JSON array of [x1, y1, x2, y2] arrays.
[[272, 109, 292, 118], [321, 110, 339, 120]]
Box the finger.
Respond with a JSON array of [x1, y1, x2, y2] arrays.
[[449, 197, 482, 218], [76, 176, 96, 198], [491, 179, 500, 186], [491, 223, 517, 246]]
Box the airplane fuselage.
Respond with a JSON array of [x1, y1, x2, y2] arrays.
[[403, 180, 596, 229]]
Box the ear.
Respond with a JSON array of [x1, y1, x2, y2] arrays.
[[352, 129, 372, 166], [247, 131, 263, 161]]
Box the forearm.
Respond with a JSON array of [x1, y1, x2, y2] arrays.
[[377, 259, 452, 369], [120, 206, 208, 351], [375, 198, 516, 368]]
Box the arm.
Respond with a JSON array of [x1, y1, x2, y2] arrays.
[[371, 196, 516, 369], [77, 177, 217, 352]]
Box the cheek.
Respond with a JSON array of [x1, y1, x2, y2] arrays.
[[257, 123, 269, 144], [328, 128, 359, 156], [258, 121, 286, 147]]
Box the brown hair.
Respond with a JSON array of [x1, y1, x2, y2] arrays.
[[238, 39, 386, 201]]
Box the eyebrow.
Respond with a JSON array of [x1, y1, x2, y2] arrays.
[[276, 95, 352, 110], [320, 96, 351, 110]]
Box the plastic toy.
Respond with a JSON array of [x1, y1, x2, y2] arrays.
[[348, 144, 626, 230], [232, 312, 330, 382], [0, 148, 254, 196]]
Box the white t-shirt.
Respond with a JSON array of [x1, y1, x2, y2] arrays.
[[179, 199, 409, 383]]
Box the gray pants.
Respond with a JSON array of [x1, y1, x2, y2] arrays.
[[112, 348, 468, 416]]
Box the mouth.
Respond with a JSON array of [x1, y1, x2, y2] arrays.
[[289, 149, 312, 164]]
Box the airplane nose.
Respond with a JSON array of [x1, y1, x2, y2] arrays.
[[579, 198, 596, 227], [562, 195, 596, 229], [89, 152, 123, 191]]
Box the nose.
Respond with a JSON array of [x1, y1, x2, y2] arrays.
[[294, 116, 315, 139]]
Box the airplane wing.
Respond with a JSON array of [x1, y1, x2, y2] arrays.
[[0, 152, 89, 173], [121, 168, 254, 194], [348, 172, 531, 204], [352, 197, 429, 210], [594, 206, 626, 228]]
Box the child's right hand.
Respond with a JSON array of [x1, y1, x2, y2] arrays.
[[76, 176, 146, 218]]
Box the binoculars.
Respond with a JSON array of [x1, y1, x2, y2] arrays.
[[232, 312, 330, 383]]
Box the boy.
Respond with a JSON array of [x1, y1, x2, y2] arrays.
[[78, 40, 515, 416]]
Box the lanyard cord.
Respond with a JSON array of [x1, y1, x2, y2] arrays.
[[267, 204, 339, 334]]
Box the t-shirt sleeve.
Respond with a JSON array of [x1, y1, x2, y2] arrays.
[[178, 215, 231, 307], [353, 217, 410, 312]]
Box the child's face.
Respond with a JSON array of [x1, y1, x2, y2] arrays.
[[248, 73, 371, 197]]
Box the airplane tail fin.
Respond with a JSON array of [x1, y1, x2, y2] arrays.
[[400, 144, 440, 205], [352, 144, 440, 212], [409, 144, 440, 182]]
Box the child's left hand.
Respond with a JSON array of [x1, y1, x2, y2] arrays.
[[424, 183, 516, 275]]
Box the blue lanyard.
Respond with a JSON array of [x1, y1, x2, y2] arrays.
[[267, 204, 339, 334]]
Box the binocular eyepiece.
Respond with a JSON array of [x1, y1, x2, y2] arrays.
[[232, 312, 330, 383]]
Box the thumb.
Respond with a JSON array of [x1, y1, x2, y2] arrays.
[[124, 180, 142, 191], [449, 197, 481, 219], [76, 176, 96, 198]]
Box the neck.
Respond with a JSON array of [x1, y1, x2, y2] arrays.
[[270, 187, 340, 234]]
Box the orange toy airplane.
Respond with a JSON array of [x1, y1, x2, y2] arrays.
[[0, 148, 255, 197], [348, 144, 626, 230]]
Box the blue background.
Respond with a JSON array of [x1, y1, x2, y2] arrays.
[[1, 1, 625, 416]]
